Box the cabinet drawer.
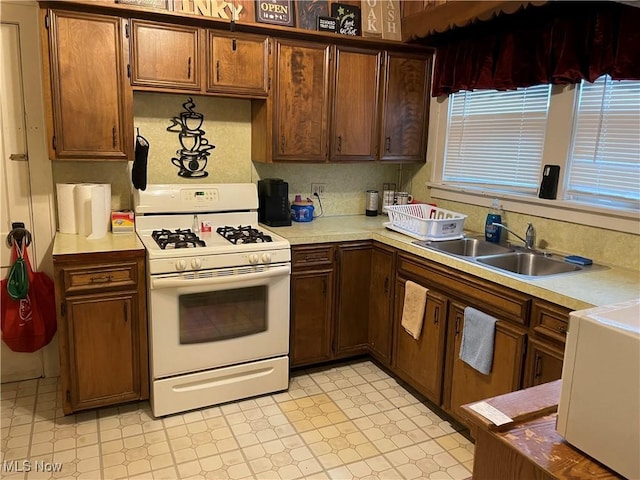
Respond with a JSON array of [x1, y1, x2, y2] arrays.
[[292, 245, 334, 268], [397, 253, 530, 324], [63, 263, 139, 294], [531, 300, 570, 344]]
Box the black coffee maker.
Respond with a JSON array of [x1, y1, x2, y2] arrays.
[[258, 178, 291, 227]]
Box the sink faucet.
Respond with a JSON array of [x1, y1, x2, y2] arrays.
[[492, 222, 536, 249]]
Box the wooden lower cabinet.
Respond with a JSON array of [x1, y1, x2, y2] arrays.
[[393, 279, 447, 405], [54, 250, 148, 414], [523, 337, 565, 388], [445, 302, 527, 422], [290, 268, 334, 366], [368, 244, 395, 366], [334, 243, 372, 357], [290, 242, 372, 367]]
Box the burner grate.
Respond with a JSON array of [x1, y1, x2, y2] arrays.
[[152, 229, 206, 249], [217, 225, 273, 244]]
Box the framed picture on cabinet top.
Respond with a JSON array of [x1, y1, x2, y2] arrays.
[[297, 0, 330, 30], [255, 0, 295, 26], [331, 2, 361, 36], [317, 15, 338, 33]]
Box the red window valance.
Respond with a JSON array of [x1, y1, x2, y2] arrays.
[[427, 1, 640, 96]]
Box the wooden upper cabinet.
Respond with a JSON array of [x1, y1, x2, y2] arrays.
[[45, 10, 132, 160], [330, 46, 381, 162], [273, 40, 330, 162], [207, 31, 269, 97], [130, 20, 201, 90], [379, 52, 431, 163]]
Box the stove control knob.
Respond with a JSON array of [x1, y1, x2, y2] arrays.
[[261, 252, 272, 263], [248, 254, 259, 265], [175, 260, 187, 271], [191, 258, 202, 270]]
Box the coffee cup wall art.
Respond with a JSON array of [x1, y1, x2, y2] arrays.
[[167, 97, 215, 178]]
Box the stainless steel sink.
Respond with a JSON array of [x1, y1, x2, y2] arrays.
[[475, 252, 582, 277], [414, 237, 514, 257], [412, 235, 604, 278]]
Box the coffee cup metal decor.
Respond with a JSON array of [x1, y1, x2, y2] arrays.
[[167, 97, 215, 178]]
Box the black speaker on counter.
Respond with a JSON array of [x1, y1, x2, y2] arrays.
[[538, 165, 560, 199]]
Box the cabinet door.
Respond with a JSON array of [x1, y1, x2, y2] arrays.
[[523, 338, 564, 388], [65, 293, 141, 412], [331, 46, 381, 161], [334, 243, 372, 357], [290, 269, 334, 367], [393, 280, 447, 405], [273, 40, 330, 162], [47, 10, 132, 160], [207, 31, 269, 97], [368, 245, 395, 365], [379, 52, 431, 163], [130, 20, 200, 90], [446, 302, 526, 423]]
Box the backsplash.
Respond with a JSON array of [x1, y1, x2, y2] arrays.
[[53, 92, 411, 216], [51, 93, 637, 270]]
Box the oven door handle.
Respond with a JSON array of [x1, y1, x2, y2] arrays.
[[150, 265, 291, 290]]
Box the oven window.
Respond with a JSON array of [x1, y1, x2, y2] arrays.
[[179, 286, 267, 344]]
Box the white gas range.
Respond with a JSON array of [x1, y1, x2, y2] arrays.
[[134, 184, 291, 417]]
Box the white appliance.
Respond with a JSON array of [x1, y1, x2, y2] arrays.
[[557, 298, 640, 479], [134, 184, 291, 417]]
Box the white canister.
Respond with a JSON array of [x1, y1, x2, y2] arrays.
[[366, 190, 379, 216]]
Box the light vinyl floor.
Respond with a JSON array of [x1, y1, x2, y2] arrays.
[[1, 360, 474, 480]]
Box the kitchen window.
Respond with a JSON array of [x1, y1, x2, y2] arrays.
[[429, 75, 640, 232]]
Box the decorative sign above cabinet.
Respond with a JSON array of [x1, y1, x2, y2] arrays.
[[255, 0, 295, 26]]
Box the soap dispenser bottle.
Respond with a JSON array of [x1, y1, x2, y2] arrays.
[[485, 199, 502, 243]]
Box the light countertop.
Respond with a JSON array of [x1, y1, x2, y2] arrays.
[[265, 215, 640, 311], [53, 232, 144, 256]]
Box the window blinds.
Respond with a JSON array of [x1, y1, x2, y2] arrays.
[[567, 76, 640, 209], [443, 85, 551, 193]]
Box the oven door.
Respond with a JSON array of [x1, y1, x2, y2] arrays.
[[148, 263, 290, 378]]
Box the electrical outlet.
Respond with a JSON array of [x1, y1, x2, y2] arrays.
[[311, 183, 326, 198]]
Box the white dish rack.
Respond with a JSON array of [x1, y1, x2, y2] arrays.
[[385, 204, 467, 241]]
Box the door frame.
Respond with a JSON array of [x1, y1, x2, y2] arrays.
[[2, 1, 58, 378]]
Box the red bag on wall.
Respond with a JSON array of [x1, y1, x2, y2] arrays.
[[1, 243, 56, 352]]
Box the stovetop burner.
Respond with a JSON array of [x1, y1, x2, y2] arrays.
[[152, 229, 206, 249], [217, 225, 273, 245]]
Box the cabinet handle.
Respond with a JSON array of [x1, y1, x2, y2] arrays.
[[385, 137, 391, 152], [455, 313, 462, 336], [534, 354, 542, 379], [188, 57, 192, 79], [232, 38, 237, 51], [90, 275, 112, 284], [124, 304, 128, 323], [216, 60, 220, 82], [434, 306, 439, 325], [383, 277, 388, 294], [112, 127, 116, 148], [322, 277, 327, 296], [337, 136, 342, 153], [281, 134, 285, 153]]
